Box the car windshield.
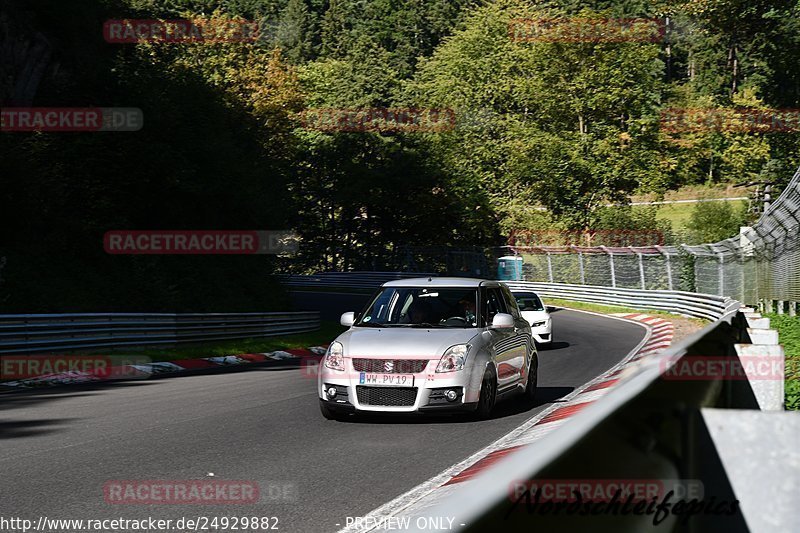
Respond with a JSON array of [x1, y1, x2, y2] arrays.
[[514, 292, 545, 312], [356, 287, 479, 328]]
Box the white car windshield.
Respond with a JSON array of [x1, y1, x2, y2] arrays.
[[514, 292, 545, 312], [356, 287, 479, 328]]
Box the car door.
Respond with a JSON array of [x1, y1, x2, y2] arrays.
[[484, 286, 523, 389], [501, 284, 534, 382]]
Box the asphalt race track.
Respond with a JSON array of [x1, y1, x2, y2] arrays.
[[0, 310, 645, 533]]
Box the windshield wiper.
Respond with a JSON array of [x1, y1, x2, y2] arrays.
[[409, 322, 444, 328]]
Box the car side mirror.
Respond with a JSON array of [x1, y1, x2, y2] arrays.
[[491, 313, 515, 329], [340, 312, 355, 327]]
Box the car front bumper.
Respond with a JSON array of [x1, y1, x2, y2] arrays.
[[318, 360, 480, 414], [531, 324, 552, 344]]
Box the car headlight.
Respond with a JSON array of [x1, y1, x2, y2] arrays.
[[436, 344, 469, 373], [324, 341, 345, 371], [530, 321, 546, 327]]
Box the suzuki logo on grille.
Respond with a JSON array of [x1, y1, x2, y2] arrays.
[[384, 361, 394, 372]]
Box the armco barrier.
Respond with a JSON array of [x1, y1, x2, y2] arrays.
[[281, 274, 736, 321], [505, 281, 738, 320], [399, 307, 793, 532], [280, 271, 439, 290], [0, 311, 320, 354]]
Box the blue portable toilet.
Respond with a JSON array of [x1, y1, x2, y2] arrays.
[[497, 255, 523, 281]]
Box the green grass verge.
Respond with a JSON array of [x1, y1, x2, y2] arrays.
[[764, 314, 800, 411], [545, 298, 707, 325], [116, 321, 346, 363], [632, 200, 747, 231]]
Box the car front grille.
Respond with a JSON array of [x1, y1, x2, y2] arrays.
[[356, 386, 417, 407], [352, 359, 428, 373]]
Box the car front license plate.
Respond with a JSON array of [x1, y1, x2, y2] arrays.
[[359, 373, 415, 386]]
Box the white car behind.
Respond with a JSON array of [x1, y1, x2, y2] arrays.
[[512, 291, 552, 345]]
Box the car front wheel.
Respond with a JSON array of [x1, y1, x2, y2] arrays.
[[473, 368, 497, 420]]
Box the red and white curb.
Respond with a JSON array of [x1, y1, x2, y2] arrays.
[[336, 312, 674, 533], [0, 346, 328, 389]]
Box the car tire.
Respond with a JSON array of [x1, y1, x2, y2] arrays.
[[473, 367, 497, 420], [524, 356, 538, 402], [320, 400, 343, 421]]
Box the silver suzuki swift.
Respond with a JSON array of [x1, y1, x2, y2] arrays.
[[318, 278, 537, 420]]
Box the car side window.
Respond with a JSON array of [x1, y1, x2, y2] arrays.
[[483, 288, 507, 325], [500, 286, 521, 319]]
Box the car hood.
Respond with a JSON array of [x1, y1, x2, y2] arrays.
[[521, 310, 550, 322], [338, 327, 480, 358]]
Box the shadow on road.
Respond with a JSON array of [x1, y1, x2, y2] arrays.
[[538, 340, 570, 351], [531, 386, 575, 404], [0, 418, 69, 439], [332, 386, 576, 425], [0, 380, 159, 411]]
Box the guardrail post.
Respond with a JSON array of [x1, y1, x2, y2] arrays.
[[636, 251, 646, 290], [602, 247, 616, 288], [577, 251, 585, 285], [655, 246, 672, 291], [662, 248, 674, 290], [730, 311, 785, 411], [546, 251, 554, 283], [717, 252, 725, 296]]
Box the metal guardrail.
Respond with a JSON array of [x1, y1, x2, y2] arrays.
[[0, 311, 320, 354], [281, 272, 736, 321], [397, 297, 789, 531], [280, 271, 439, 290], [504, 281, 739, 320], [409, 306, 767, 532]]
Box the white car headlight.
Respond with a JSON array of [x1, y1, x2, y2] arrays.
[[436, 344, 469, 373], [324, 341, 345, 371], [530, 321, 546, 327]]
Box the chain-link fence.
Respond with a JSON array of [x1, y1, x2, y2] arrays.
[[496, 165, 800, 311], [284, 167, 798, 312]]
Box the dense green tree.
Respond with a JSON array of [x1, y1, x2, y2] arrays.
[[407, 1, 667, 231], [685, 198, 748, 243], [2, 0, 799, 312]]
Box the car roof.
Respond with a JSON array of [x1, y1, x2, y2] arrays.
[[382, 277, 500, 288]]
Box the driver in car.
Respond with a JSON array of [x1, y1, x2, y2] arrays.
[[457, 297, 477, 325]]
